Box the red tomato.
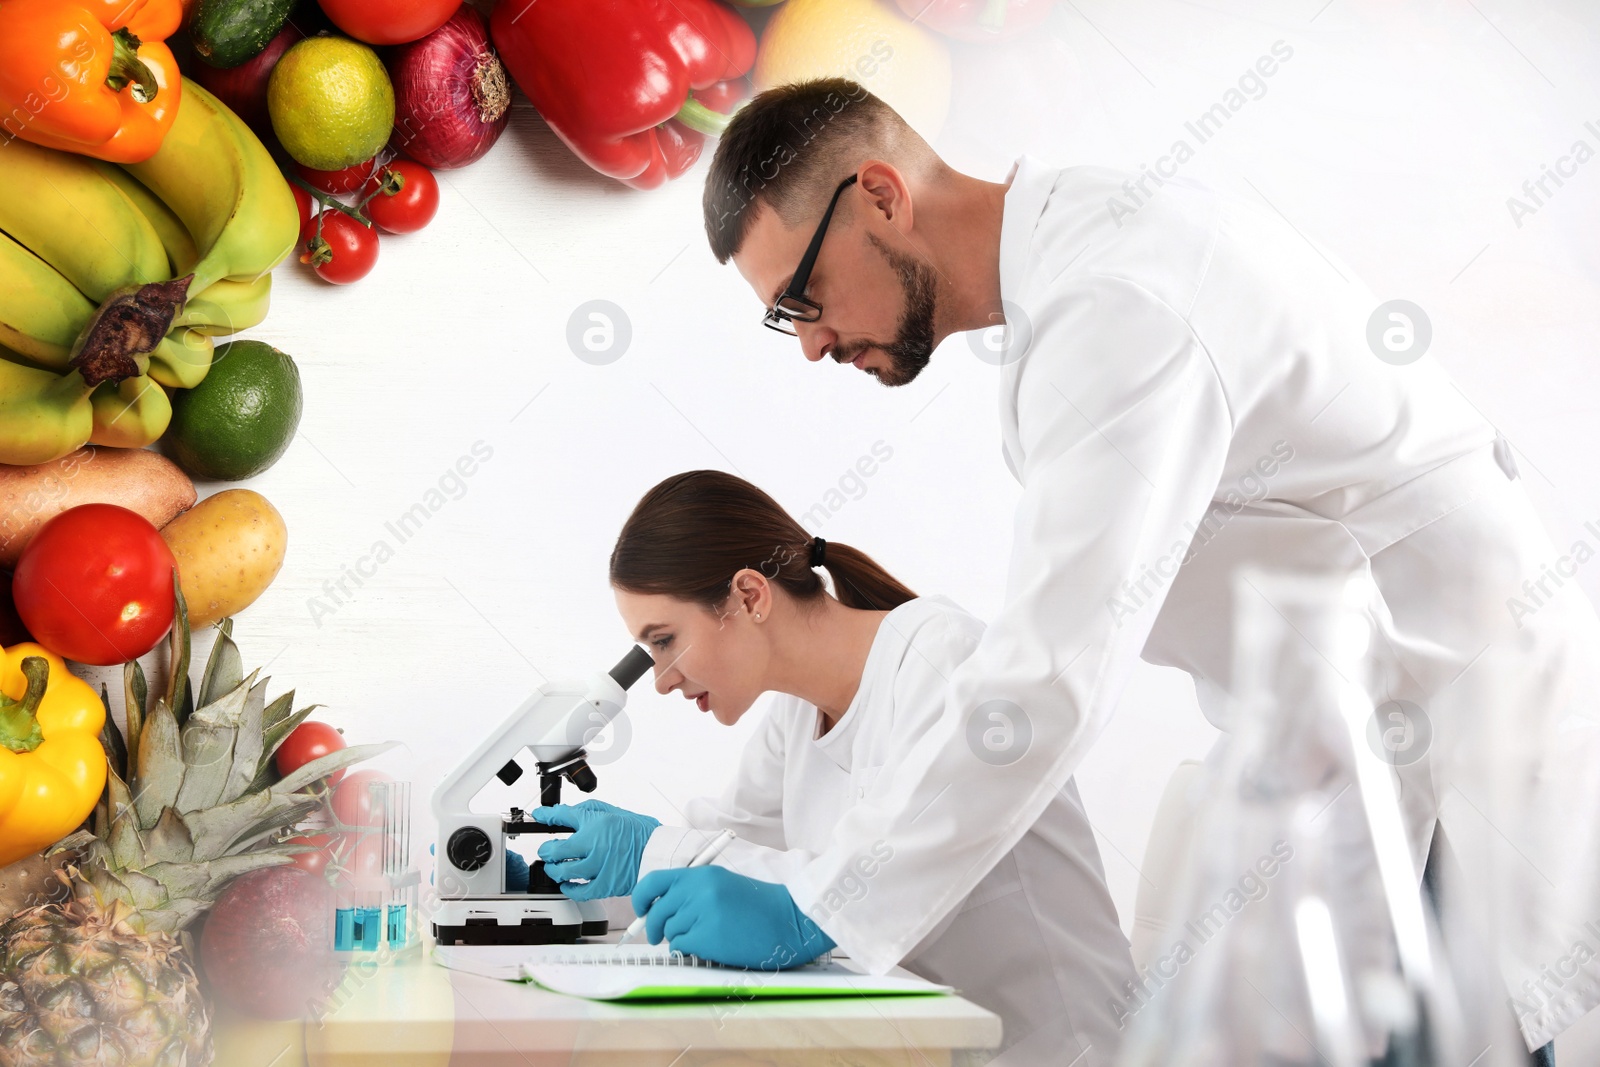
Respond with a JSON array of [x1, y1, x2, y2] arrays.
[[12, 504, 176, 665], [276, 721, 347, 786], [285, 832, 342, 877], [294, 158, 379, 195], [316, 0, 460, 44], [292, 185, 316, 244], [362, 161, 439, 234], [331, 769, 394, 829], [333, 832, 388, 883], [305, 210, 379, 284]]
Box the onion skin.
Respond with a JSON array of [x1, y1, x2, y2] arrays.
[[192, 21, 305, 138], [387, 6, 510, 170]]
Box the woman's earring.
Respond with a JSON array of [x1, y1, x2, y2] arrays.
[[755, 613, 762, 621]]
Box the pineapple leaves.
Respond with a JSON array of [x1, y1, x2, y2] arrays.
[[104, 766, 146, 869], [166, 569, 192, 729], [180, 789, 323, 861], [119, 867, 171, 913], [198, 617, 242, 707], [143, 850, 301, 905], [98, 681, 128, 784], [123, 659, 147, 757], [132, 698, 184, 829], [263, 689, 294, 729], [223, 676, 269, 803], [140, 897, 209, 936], [185, 740, 399, 859], [47, 829, 97, 855], [62, 586, 408, 938], [273, 740, 399, 796], [144, 806, 195, 866], [248, 699, 323, 793], [173, 669, 260, 813]]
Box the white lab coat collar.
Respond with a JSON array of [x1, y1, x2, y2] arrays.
[[998, 154, 1056, 302], [994, 155, 1059, 483], [809, 596, 950, 770]]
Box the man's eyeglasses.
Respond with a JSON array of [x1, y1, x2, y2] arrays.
[[762, 173, 859, 336]]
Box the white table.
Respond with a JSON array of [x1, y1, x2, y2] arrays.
[[286, 934, 1001, 1066]]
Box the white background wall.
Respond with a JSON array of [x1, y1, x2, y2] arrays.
[[70, 0, 1600, 1055]]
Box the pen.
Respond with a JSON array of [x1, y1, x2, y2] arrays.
[[617, 829, 736, 946]]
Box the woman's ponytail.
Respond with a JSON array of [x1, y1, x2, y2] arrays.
[[810, 538, 916, 610]]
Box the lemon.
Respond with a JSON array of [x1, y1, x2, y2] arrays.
[[268, 36, 395, 170], [755, 0, 952, 143]]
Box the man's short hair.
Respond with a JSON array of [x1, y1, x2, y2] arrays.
[[701, 77, 932, 264]]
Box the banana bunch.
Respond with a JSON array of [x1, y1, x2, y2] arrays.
[[0, 79, 299, 465]]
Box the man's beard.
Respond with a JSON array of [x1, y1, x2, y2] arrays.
[[844, 233, 938, 387]]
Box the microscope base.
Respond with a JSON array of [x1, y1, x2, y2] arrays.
[[432, 896, 610, 945]]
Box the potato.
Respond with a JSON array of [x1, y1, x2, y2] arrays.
[[161, 489, 287, 628], [0, 446, 196, 567]]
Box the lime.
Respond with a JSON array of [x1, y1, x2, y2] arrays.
[[166, 340, 302, 480], [268, 36, 395, 170]]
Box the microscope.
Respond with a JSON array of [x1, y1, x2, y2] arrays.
[[430, 645, 655, 945]]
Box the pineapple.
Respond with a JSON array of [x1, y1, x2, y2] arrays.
[[0, 579, 393, 1066]]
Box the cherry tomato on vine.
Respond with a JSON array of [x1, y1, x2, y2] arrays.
[[302, 210, 379, 284], [11, 504, 175, 665], [291, 185, 317, 244], [362, 161, 439, 234], [332, 770, 393, 829], [284, 832, 342, 877], [276, 721, 348, 785], [336, 834, 388, 882], [294, 157, 379, 195]]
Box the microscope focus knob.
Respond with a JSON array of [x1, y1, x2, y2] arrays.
[[446, 827, 494, 872]]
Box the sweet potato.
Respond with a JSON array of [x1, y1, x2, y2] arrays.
[[0, 446, 197, 567]]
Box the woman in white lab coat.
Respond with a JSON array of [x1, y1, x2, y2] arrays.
[[534, 469, 1137, 1067]]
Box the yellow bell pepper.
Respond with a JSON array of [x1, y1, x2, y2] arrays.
[[0, 644, 107, 867]]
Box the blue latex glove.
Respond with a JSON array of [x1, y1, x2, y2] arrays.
[[630, 865, 836, 970], [505, 849, 530, 892], [533, 800, 661, 900]]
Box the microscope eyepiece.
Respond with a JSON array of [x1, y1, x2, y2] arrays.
[[608, 645, 654, 689]]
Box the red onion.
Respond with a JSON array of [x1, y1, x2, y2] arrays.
[[191, 22, 305, 139], [386, 7, 511, 170]]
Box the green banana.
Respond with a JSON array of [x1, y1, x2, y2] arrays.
[[89, 375, 172, 449], [0, 139, 170, 303], [173, 274, 272, 336], [0, 359, 98, 466], [93, 161, 201, 277], [121, 78, 298, 294], [0, 232, 97, 369], [147, 328, 216, 390]]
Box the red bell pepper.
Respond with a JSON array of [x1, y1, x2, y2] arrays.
[[490, 0, 755, 190]]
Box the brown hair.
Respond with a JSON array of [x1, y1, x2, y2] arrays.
[[610, 470, 916, 612], [702, 77, 937, 265]]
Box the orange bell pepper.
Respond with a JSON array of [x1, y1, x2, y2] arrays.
[[0, 0, 183, 163]]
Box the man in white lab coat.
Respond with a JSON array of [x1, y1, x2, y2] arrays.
[[684, 77, 1600, 1062]]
